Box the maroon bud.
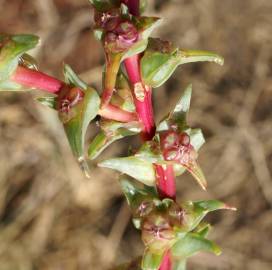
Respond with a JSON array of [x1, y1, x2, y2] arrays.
[[160, 131, 179, 151], [160, 130, 198, 166], [179, 132, 190, 146], [115, 21, 138, 43], [58, 87, 84, 113], [104, 20, 138, 53]]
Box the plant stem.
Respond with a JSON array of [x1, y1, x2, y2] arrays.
[[159, 251, 172, 270], [154, 164, 176, 201], [101, 53, 122, 108], [124, 54, 155, 140], [11, 66, 134, 123], [125, 2, 175, 269], [99, 104, 137, 122], [124, 40, 174, 270], [12, 66, 63, 93]]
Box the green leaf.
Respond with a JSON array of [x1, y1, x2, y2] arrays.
[[93, 28, 104, 41], [181, 200, 235, 231], [0, 80, 22, 91], [142, 249, 164, 270], [63, 64, 88, 90], [19, 53, 38, 70], [140, 0, 147, 14], [88, 121, 140, 160], [179, 49, 224, 65], [119, 175, 156, 211], [89, 0, 116, 11], [99, 156, 156, 186], [172, 232, 221, 259], [141, 38, 223, 88], [36, 96, 57, 109], [157, 84, 192, 132], [173, 260, 186, 270], [0, 34, 39, 82], [60, 87, 100, 176], [135, 141, 163, 163], [195, 223, 211, 238], [187, 128, 205, 151]]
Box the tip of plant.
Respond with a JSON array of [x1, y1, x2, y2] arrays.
[[224, 204, 237, 211], [78, 157, 91, 179], [214, 246, 222, 256], [215, 56, 224, 66], [201, 183, 207, 191]]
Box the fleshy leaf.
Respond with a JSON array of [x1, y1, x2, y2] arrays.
[[187, 128, 205, 151], [157, 84, 192, 132], [172, 232, 221, 259], [0, 34, 39, 90], [181, 200, 235, 231], [141, 38, 224, 88], [0, 34, 39, 79], [19, 53, 38, 70], [63, 64, 88, 90], [36, 96, 57, 109], [173, 260, 186, 270], [89, 0, 117, 12], [140, 0, 147, 14], [88, 120, 140, 160], [195, 223, 211, 238], [99, 156, 156, 185], [119, 175, 155, 211], [142, 249, 164, 270], [59, 87, 100, 177]]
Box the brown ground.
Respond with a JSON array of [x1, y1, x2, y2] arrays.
[[0, 0, 272, 269]]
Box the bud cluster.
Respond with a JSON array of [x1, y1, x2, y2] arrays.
[[160, 130, 198, 166], [132, 198, 186, 253], [94, 9, 138, 53]]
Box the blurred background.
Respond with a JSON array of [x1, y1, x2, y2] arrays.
[[0, 0, 272, 269]]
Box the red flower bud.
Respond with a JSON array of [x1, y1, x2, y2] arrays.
[[160, 130, 198, 166], [142, 213, 175, 253], [58, 87, 84, 114]]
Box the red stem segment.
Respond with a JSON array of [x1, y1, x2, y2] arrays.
[[154, 164, 176, 201], [124, 55, 155, 140], [12, 66, 63, 93], [159, 251, 172, 270]]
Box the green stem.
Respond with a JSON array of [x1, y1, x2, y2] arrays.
[[101, 53, 122, 108]]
